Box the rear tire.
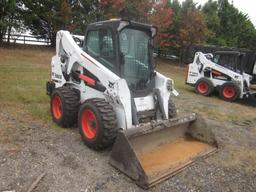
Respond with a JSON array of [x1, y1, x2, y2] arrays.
[[219, 82, 240, 101], [168, 98, 177, 118], [78, 98, 118, 150], [195, 78, 214, 96], [51, 87, 79, 127]]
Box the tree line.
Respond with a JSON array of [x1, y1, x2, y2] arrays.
[[1, 0, 256, 53]]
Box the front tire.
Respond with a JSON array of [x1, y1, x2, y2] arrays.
[[51, 87, 79, 127], [78, 98, 118, 150], [195, 78, 214, 96], [219, 82, 240, 101]]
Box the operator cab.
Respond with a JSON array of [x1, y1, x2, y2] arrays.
[[212, 51, 245, 74], [83, 19, 157, 96]]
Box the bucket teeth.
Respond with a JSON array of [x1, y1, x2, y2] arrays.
[[109, 114, 217, 189]]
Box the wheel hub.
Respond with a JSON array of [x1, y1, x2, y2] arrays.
[[198, 81, 209, 94], [90, 121, 96, 129], [81, 109, 98, 139], [52, 95, 62, 119], [223, 86, 235, 98]]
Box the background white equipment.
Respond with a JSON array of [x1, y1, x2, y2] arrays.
[[186, 51, 256, 101]]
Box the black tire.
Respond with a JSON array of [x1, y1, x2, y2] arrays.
[[195, 78, 214, 96], [51, 87, 79, 127], [219, 82, 241, 101], [78, 98, 118, 150], [168, 98, 177, 118]]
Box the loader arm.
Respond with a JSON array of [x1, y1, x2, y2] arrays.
[[56, 31, 120, 87]]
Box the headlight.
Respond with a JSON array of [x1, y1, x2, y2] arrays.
[[167, 79, 173, 91]]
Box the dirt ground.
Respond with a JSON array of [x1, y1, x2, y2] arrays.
[[1, 48, 256, 192]]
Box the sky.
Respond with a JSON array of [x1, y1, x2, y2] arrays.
[[179, 0, 256, 26]]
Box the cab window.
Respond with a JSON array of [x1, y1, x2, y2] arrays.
[[85, 28, 116, 72], [213, 54, 242, 73]]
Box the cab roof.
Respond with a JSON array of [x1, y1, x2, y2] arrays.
[[86, 19, 157, 37], [215, 51, 245, 56]]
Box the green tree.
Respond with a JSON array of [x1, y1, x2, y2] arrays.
[[177, 9, 209, 48], [99, 0, 173, 49], [236, 14, 256, 50], [69, 0, 99, 34], [167, 0, 182, 52], [99, 0, 152, 22], [203, 0, 256, 50], [149, 0, 173, 49], [202, 0, 221, 44], [0, 0, 23, 44], [180, 0, 199, 13], [21, 0, 73, 46], [168, 0, 209, 53], [219, 0, 256, 49]]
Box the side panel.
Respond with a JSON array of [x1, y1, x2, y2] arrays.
[[110, 79, 133, 129], [155, 72, 172, 119], [80, 84, 106, 102], [187, 62, 201, 85], [51, 56, 66, 88]]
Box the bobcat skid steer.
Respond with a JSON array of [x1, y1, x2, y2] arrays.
[[186, 51, 256, 101], [46, 19, 217, 189]]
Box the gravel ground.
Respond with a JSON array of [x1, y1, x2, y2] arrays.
[[1, 93, 256, 192]]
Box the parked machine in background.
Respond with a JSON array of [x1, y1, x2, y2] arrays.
[[186, 51, 256, 101], [47, 19, 217, 189]]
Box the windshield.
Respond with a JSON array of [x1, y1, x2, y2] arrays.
[[119, 28, 151, 91], [213, 54, 243, 74]]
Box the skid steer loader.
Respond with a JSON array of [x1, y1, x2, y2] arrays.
[[186, 51, 256, 101], [46, 19, 217, 188]]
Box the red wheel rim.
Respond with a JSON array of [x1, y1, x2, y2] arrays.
[[197, 81, 209, 94], [223, 86, 235, 99], [81, 109, 98, 139], [52, 95, 62, 119]]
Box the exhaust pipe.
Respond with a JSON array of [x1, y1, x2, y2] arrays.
[[109, 113, 217, 189]]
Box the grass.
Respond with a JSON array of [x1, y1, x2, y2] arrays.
[[0, 46, 255, 125], [156, 60, 189, 92], [0, 46, 54, 123], [221, 144, 256, 169]]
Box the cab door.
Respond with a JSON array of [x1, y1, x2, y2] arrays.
[[84, 27, 118, 74]]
